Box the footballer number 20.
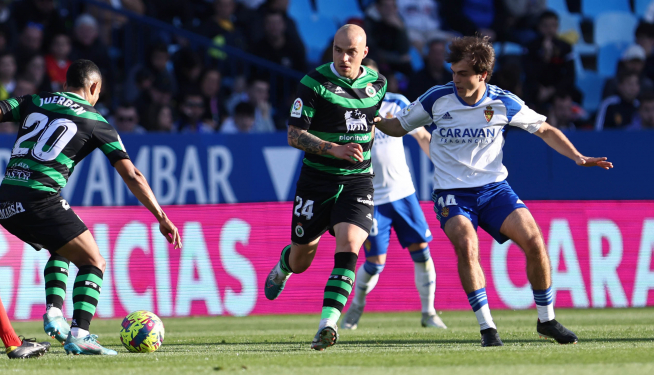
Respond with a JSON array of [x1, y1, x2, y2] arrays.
[[12, 112, 78, 162], [294, 196, 314, 220]]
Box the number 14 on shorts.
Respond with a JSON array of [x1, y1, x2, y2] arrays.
[[294, 196, 314, 220], [437, 194, 458, 207]]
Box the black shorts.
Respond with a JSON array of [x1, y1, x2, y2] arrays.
[[0, 196, 88, 253], [291, 174, 374, 244]]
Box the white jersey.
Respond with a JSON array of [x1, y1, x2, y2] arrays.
[[397, 82, 546, 190], [372, 93, 417, 205]]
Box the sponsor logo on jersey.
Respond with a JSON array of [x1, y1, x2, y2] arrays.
[[442, 207, 449, 217], [484, 105, 494, 122], [357, 195, 374, 206], [338, 134, 371, 142], [4, 167, 32, 181], [40, 96, 86, 115], [294, 222, 304, 237], [334, 86, 345, 94], [0, 202, 26, 219], [366, 213, 372, 220], [442, 112, 453, 120], [290, 98, 303, 118], [365, 83, 377, 97], [437, 127, 496, 144], [60, 199, 70, 210], [345, 110, 368, 132]]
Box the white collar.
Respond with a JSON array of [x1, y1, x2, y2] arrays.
[[330, 63, 367, 81]]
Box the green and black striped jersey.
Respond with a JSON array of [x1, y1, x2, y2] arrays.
[[289, 63, 387, 181], [0, 92, 130, 201]]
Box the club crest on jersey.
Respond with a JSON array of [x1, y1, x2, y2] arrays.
[[484, 105, 494, 122], [294, 223, 304, 237], [345, 110, 368, 132], [290, 98, 303, 118], [365, 83, 376, 97], [442, 207, 449, 217]]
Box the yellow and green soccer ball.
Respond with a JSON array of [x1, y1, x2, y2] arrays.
[[120, 310, 165, 353]]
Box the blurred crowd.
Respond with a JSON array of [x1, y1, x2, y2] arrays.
[[0, 0, 652, 134]]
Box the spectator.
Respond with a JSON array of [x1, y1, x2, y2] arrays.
[[145, 104, 174, 132], [396, 0, 455, 53], [253, 10, 306, 72], [440, 0, 508, 41], [245, 76, 276, 132], [125, 43, 176, 102], [491, 56, 524, 98], [44, 34, 72, 91], [173, 47, 203, 99], [602, 45, 654, 99], [90, 0, 146, 45], [21, 54, 52, 92], [110, 103, 147, 134], [595, 71, 640, 131], [405, 38, 449, 100], [11, 0, 66, 45], [174, 91, 214, 133], [0, 52, 16, 99], [547, 90, 583, 131], [145, 1, 193, 28], [199, 68, 225, 126], [523, 10, 576, 112], [195, 0, 247, 60], [501, 0, 546, 45], [135, 76, 174, 124], [635, 22, 654, 85], [365, 0, 413, 75], [628, 91, 654, 130], [70, 14, 112, 85], [12, 75, 37, 96], [15, 23, 43, 67], [242, 0, 304, 48], [220, 101, 257, 133]]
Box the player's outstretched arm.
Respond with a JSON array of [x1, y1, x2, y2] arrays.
[[114, 159, 182, 248], [411, 127, 431, 156], [534, 123, 613, 170], [373, 117, 409, 137], [287, 125, 363, 164]]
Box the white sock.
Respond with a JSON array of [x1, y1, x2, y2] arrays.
[[71, 327, 89, 338], [319, 318, 337, 330], [475, 304, 497, 330], [352, 265, 379, 306], [414, 259, 436, 315], [537, 303, 555, 322], [46, 306, 63, 318], [274, 262, 292, 282]]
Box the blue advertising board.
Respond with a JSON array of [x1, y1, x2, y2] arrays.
[[0, 130, 650, 206]]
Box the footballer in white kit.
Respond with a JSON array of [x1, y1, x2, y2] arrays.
[[375, 36, 612, 347], [341, 59, 446, 330]]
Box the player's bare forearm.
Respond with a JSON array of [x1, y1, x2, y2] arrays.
[[287, 125, 334, 155], [535, 123, 582, 160], [535, 123, 613, 169], [374, 117, 408, 137]]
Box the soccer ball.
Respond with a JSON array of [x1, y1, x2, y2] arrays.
[[120, 310, 165, 353]]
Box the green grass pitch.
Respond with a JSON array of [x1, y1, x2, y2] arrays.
[[1, 308, 653, 375]]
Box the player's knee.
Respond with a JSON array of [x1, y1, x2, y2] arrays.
[[409, 246, 431, 263], [363, 260, 385, 275], [455, 244, 478, 264], [521, 235, 545, 257], [92, 255, 106, 273]]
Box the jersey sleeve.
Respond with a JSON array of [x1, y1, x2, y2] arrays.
[[92, 122, 130, 165], [397, 100, 433, 132], [0, 95, 32, 123], [288, 78, 318, 130], [507, 104, 546, 133]]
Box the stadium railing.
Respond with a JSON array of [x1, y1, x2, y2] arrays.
[[65, 0, 304, 110]]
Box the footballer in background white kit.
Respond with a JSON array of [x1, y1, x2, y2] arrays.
[[340, 59, 447, 330], [374, 36, 613, 346]]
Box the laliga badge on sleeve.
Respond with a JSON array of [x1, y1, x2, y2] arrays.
[[291, 98, 303, 118]]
